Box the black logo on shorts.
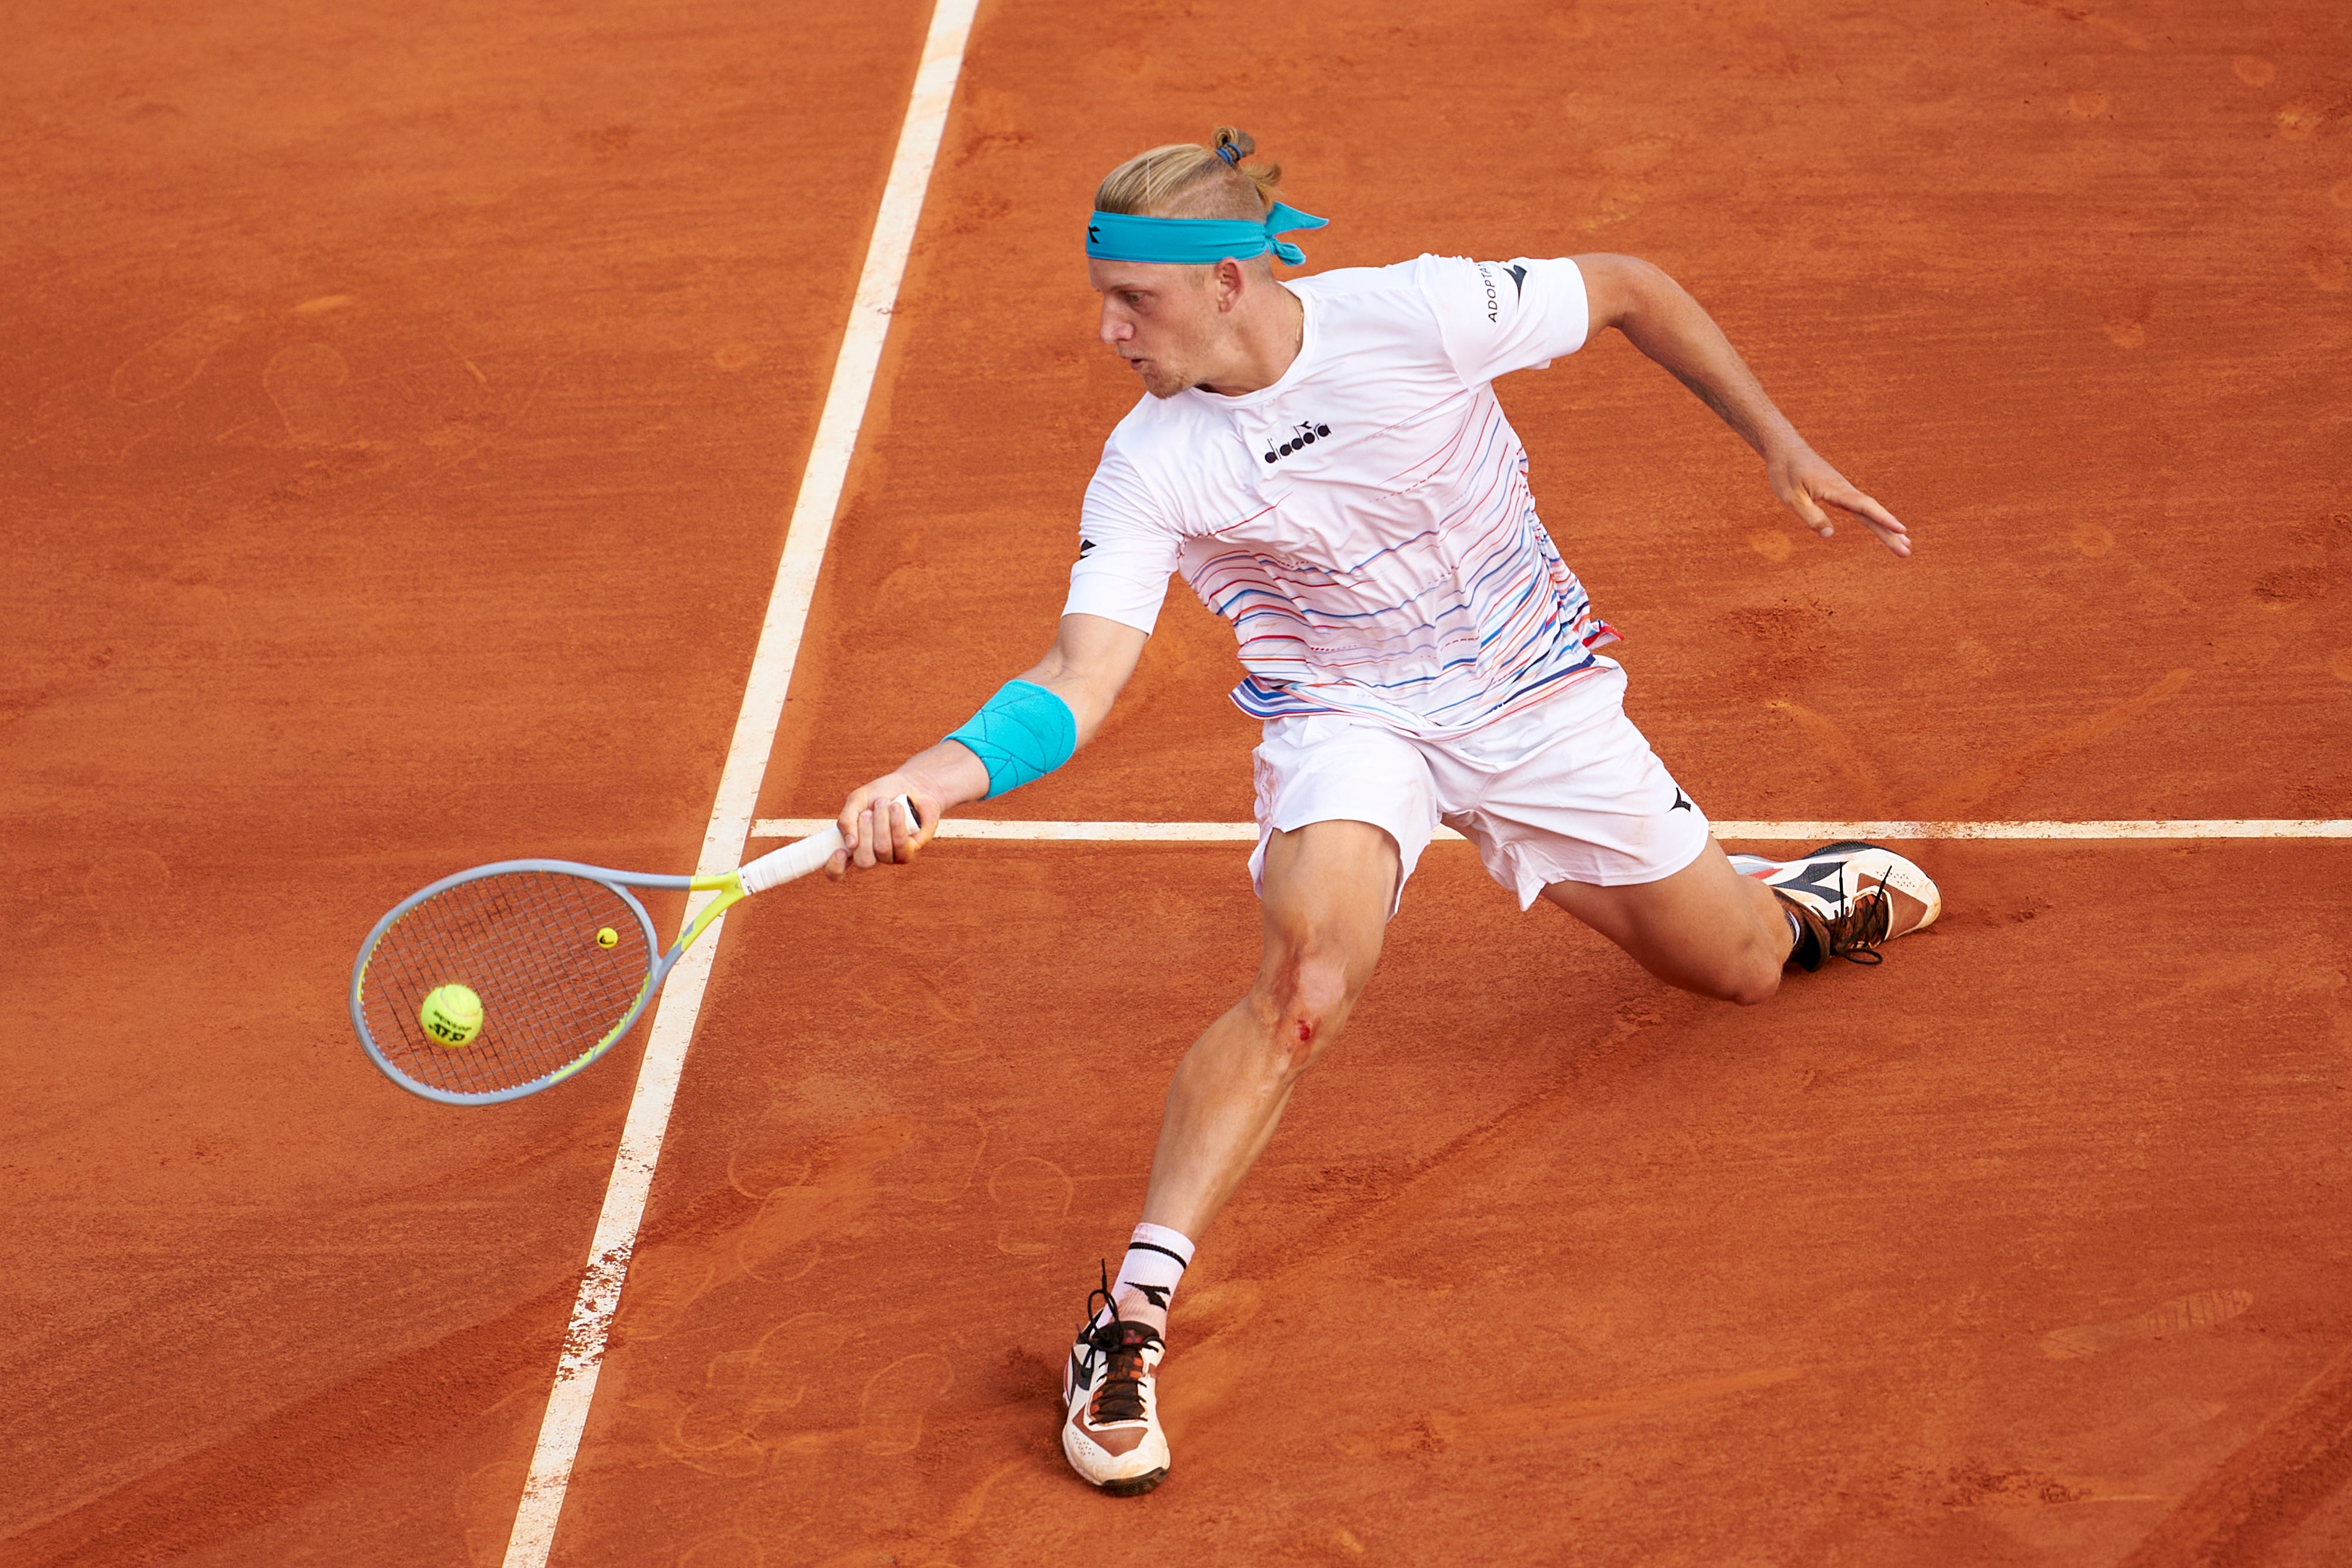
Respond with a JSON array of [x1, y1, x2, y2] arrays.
[[1507, 263, 1528, 299], [1670, 787, 1693, 813], [1264, 419, 1332, 464], [1078, 537, 1096, 557]]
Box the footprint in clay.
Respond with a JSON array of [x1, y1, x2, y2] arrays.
[[988, 1155, 1071, 1258], [263, 341, 354, 446], [111, 305, 246, 404], [858, 1352, 954, 1456]]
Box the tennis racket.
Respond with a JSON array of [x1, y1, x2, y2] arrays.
[[350, 798, 917, 1105]]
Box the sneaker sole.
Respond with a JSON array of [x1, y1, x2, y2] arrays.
[[1095, 1466, 1168, 1498]]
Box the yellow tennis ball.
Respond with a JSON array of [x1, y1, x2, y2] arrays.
[[420, 983, 483, 1048], [595, 927, 618, 950]]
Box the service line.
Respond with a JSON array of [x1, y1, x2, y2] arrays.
[[750, 817, 2352, 842], [500, 4, 980, 1564]]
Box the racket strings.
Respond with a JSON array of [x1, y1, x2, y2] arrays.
[[360, 871, 656, 1095]]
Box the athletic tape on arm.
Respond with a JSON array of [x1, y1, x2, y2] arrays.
[[944, 680, 1077, 799]]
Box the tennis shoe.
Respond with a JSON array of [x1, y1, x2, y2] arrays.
[[1730, 840, 1940, 969], [1061, 1268, 1170, 1496]]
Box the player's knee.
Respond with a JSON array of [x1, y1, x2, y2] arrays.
[[1251, 944, 1357, 1075], [1715, 945, 1783, 1006]]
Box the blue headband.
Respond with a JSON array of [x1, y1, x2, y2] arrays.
[[1085, 201, 1329, 267]]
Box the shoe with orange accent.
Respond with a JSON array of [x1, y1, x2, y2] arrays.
[[1730, 840, 1941, 969], [1060, 1273, 1170, 1496]]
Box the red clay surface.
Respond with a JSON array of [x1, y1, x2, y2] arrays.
[[5, 0, 2350, 1565]]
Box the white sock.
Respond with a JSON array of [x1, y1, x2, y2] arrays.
[[1102, 1222, 1194, 1322]]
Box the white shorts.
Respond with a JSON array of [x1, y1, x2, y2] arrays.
[[1247, 663, 1710, 914]]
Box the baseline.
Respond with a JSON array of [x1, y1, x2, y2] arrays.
[[497, 4, 980, 1564], [749, 817, 2352, 842]]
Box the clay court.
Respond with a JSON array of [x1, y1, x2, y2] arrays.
[[6, 0, 2351, 1563]]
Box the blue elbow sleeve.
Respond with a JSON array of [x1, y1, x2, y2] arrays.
[[944, 680, 1078, 800]]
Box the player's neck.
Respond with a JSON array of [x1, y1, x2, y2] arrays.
[[1194, 285, 1304, 398]]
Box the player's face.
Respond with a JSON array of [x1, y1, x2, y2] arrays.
[[1090, 259, 1222, 399]]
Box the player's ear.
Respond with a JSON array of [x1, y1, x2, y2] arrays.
[[1212, 256, 1247, 312]]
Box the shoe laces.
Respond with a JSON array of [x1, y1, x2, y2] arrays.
[[1075, 1258, 1155, 1425], [1818, 871, 1894, 965]]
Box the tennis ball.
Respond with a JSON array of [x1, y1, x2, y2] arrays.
[[420, 982, 484, 1048], [595, 927, 619, 950]]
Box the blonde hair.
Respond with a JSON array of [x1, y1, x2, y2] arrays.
[[1095, 125, 1282, 220]]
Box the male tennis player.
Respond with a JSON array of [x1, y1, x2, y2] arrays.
[[830, 127, 1939, 1496]]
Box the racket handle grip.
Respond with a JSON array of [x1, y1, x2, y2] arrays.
[[738, 795, 920, 896]]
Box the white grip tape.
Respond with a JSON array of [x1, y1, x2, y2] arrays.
[[739, 828, 840, 894], [736, 795, 918, 896]]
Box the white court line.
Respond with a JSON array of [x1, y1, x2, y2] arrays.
[[751, 817, 2352, 842], [499, 5, 978, 1564]]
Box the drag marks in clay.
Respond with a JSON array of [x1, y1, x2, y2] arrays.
[[1153, 1280, 1266, 1438], [1886, 1459, 2157, 1510], [2042, 1288, 2253, 1360], [1914, 666, 2193, 817], [1764, 699, 1890, 812]]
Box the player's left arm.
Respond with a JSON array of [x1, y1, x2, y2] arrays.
[[1572, 253, 1909, 557]]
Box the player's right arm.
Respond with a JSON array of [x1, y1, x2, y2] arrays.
[[830, 611, 1148, 874]]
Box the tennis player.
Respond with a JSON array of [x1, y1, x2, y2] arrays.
[[830, 127, 1940, 1496]]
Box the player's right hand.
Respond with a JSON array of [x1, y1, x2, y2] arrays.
[[830, 779, 936, 878]]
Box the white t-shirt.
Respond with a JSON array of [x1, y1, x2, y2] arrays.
[[1065, 253, 1619, 741]]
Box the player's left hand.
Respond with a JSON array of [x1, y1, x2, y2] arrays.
[[1768, 444, 1910, 557]]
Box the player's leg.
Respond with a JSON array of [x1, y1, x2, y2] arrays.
[[1539, 839, 1792, 1004], [1061, 715, 1435, 1496], [1545, 835, 1943, 994], [1060, 819, 1398, 1496], [1135, 817, 1398, 1271], [1436, 667, 1938, 996]]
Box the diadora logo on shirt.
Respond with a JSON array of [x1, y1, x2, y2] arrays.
[[1474, 262, 1530, 322], [1263, 419, 1332, 464]]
